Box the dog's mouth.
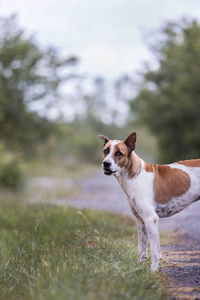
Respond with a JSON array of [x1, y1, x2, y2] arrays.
[[103, 169, 117, 176]]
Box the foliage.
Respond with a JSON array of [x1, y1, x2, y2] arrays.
[[0, 200, 167, 300], [131, 20, 200, 163], [0, 144, 24, 189], [0, 15, 78, 154], [54, 119, 129, 164], [0, 14, 158, 170]]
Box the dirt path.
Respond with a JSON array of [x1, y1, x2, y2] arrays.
[[29, 171, 200, 299]]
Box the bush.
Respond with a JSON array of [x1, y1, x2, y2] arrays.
[[0, 145, 24, 189]]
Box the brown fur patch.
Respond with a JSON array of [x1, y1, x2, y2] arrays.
[[145, 163, 154, 172], [112, 142, 141, 178], [103, 140, 112, 158], [112, 142, 128, 167], [177, 159, 200, 167], [145, 163, 191, 203], [104, 140, 112, 149]]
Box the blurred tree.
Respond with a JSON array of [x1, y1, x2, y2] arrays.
[[114, 75, 135, 125], [0, 15, 78, 154], [131, 20, 200, 163]]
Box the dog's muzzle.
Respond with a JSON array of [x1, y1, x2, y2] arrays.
[[103, 161, 117, 176]]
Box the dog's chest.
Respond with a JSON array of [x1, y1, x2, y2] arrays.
[[117, 170, 155, 213]]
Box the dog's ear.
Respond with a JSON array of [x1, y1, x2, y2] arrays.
[[98, 135, 110, 145], [124, 132, 136, 154]]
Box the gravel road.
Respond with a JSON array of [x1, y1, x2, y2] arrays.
[[30, 170, 200, 299]]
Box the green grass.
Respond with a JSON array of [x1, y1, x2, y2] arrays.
[[0, 200, 167, 300]]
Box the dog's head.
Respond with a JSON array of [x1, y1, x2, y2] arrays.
[[98, 132, 137, 176]]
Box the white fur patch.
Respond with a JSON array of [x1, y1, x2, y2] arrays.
[[102, 140, 121, 173]]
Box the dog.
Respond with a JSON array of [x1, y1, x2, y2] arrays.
[[99, 132, 200, 271]]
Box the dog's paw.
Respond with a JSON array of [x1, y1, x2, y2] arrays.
[[139, 255, 147, 262]]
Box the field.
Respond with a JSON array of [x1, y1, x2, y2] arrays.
[[0, 199, 167, 300]]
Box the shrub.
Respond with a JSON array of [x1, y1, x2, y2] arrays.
[[0, 144, 24, 189]]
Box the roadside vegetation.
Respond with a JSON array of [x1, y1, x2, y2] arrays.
[[0, 13, 199, 300], [0, 200, 167, 300]]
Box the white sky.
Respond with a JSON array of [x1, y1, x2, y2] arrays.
[[0, 0, 200, 79]]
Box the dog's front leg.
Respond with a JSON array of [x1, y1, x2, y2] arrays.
[[144, 214, 161, 272], [136, 218, 148, 262]]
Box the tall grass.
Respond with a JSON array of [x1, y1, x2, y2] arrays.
[[0, 200, 167, 300]]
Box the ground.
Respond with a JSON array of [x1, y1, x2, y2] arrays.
[[29, 169, 200, 299]]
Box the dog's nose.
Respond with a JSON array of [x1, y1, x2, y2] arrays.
[[103, 161, 111, 168]]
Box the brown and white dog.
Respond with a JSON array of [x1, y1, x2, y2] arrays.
[[99, 132, 200, 271]]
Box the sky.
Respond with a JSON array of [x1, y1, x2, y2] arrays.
[[0, 0, 200, 79]]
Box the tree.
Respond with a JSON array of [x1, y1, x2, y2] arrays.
[[0, 15, 78, 153], [131, 19, 200, 163]]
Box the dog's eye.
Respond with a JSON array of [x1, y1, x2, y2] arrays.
[[115, 151, 123, 157], [104, 148, 109, 155]]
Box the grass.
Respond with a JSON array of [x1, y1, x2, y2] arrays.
[[0, 200, 167, 300]]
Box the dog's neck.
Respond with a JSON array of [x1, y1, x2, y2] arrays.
[[114, 151, 142, 182]]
